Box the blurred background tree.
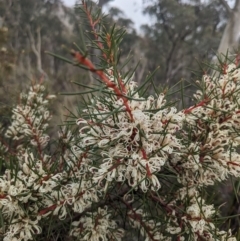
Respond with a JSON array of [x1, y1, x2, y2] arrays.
[[0, 0, 78, 129], [0, 0, 140, 127], [1, 0, 240, 107], [141, 0, 227, 103], [142, 1, 224, 78], [217, 0, 240, 57]]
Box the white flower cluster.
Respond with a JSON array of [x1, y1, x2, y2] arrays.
[[126, 186, 236, 241], [0, 149, 100, 240], [70, 207, 124, 241], [5, 84, 55, 150], [0, 84, 117, 241], [128, 208, 166, 241], [1, 61, 240, 241], [184, 199, 216, 237], [174, 187, 235, 241], [173, 63, 240, 188], [0, 154, 43, 241], [77, 73, 184, 193]]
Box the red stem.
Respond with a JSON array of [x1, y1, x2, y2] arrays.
[[184, 98, 209, 114], [82, 0, 107, 60], [72, 51, 133, 121], [39, 191, 86, 216], [81, 1, 127, 94]]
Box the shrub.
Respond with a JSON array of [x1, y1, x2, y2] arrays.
[[0, 1, 240, 240]]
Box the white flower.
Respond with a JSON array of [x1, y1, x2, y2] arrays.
[[166, 226, 181, 234], [70, 207, 124, 241], [4, 217, 41, 241]]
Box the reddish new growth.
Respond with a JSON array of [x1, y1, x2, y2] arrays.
[[219, 110, 240, 124], [38, 203, 57, 216], [82, 1, 114, 66], [81, 0, 106, 59], [184, 98, 210, 114], [236, 53, 240, 66], [146, 163, 152, 177], [71, 50, 133, 121], [39, 191, 86, 216], [141, 148, 148, 160], [76, 1, 132, 120]]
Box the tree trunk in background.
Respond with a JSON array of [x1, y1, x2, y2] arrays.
[[26, 25, 48, 79], [218, 0, 240, 56]]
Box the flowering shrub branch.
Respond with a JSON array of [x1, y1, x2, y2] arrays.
[[0, 1, 240, 240]]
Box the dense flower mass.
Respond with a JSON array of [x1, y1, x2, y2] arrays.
[[2, 1, 240, 239], [5, 84, 54, 149], [77, 72, 184, 193], [172, 63, 240, 188], [70, 207, 124, 241], [1, 60, 240, 240]]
